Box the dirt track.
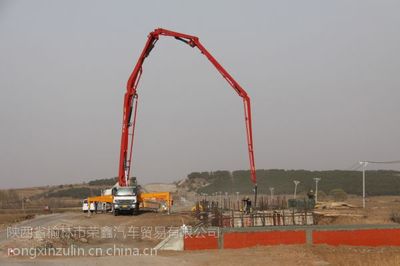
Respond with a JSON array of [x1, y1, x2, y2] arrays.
[[0, 213, 81, 244]]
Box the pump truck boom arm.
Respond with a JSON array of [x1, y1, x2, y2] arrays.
[[119, 28, 257, 195]]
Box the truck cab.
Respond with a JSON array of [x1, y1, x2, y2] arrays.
[[112, 186, 139, 215]]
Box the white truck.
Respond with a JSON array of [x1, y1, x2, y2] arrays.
[[112, 186, 139, 216]]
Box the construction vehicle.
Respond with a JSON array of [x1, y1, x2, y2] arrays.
[[87, 179, 170, 215], [87, 28, 257, 214], [112, 185, 138, 215]]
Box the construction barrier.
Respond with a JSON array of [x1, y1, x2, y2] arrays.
[[313, 228, 400, 246], [183, 224, 400, 250], [184, 235, 219, 250], [223, 230, 306, 249]]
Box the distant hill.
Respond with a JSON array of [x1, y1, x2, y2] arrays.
[[43, 187, 103, 198], [181, 169, 400, 196], [88, 177, 117, 186], [24, 178, 117, 201], [5, 169, 400, 206]]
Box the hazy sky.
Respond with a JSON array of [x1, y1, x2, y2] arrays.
[[1, 1, 400, 188]]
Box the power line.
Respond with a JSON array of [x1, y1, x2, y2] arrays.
[[343, 160, 400, 209], [347, 162, 362, 171], [364, 160, 400, 164], [347, 160, 400, 170]]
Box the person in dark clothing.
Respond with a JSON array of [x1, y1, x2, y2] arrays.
[[307, 190, 315, 200], [242, 197, 252, 214]]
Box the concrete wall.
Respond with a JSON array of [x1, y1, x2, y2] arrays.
[[184, 224, 400, 250]]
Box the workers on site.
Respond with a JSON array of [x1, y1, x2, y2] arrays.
[[242, 197, 252, 214], [307, 189, 315, 200]]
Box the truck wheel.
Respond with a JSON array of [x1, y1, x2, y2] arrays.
[[113, 210, 118, 216]]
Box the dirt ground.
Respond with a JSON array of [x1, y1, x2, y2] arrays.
[[315, 195, 400, 225], [1, 195, 400, 265], [0, 211, 197, 255], [1, 245, 400, 265], [0, 214, 35, 231], [160, 245, 400, 266]]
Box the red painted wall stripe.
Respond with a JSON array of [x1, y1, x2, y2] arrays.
[[184, 235, 219, 250], [313, 229, 400, 246], [223, 231, 306, 249]]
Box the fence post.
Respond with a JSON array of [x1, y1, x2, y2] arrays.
[[262, 211, 266, 226], [292, 208, 296, 225]]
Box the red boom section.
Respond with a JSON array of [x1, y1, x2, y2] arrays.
[[118, 28, 257, 188]]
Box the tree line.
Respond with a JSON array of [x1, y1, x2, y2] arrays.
[[193, 169, 400, 196]]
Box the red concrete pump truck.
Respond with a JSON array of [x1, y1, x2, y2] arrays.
[[111, 28, 258, 212]]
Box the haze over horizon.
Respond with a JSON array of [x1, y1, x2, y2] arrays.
[[1, 1, 400, 189]]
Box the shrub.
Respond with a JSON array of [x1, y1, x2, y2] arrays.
[[317, 190, 327, 201], [390, 212, 400, 224], [329, 188, 348, 201]]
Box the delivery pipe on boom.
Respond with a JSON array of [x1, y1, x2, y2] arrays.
[[118, 28, 258, 205]]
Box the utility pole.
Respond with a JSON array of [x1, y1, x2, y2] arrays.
[[355, 160, 400, 208], [360, 161, 368, 208], [313, 178, 321, 202], [253, 185, 258, 208], [236, 192, 239, 211], [269, 187, 274, 202], [293, 180, 300, 199]]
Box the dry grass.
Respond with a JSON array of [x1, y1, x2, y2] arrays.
[[0, 213, 34, 228]]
